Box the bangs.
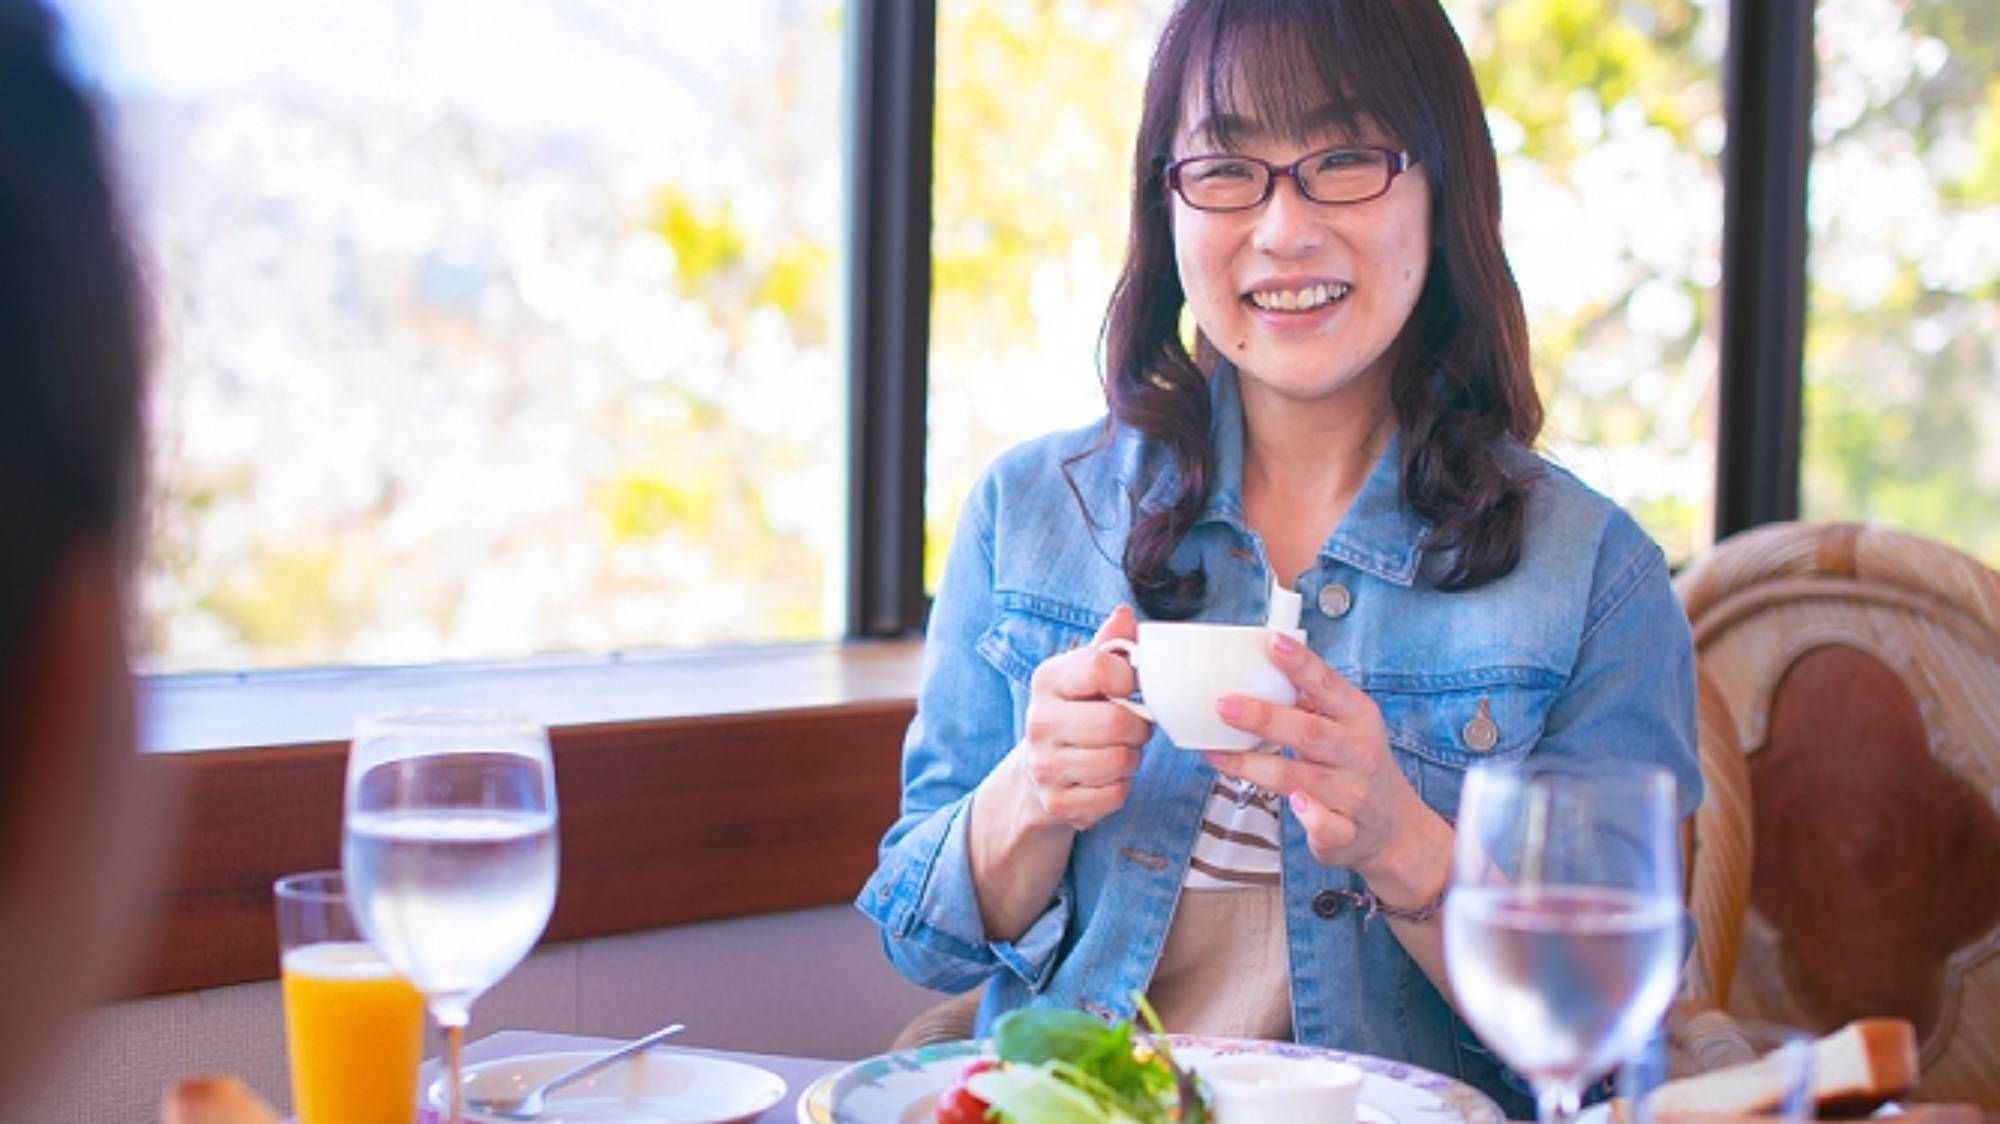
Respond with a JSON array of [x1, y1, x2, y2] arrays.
[[1175, 0, 1434, 155]]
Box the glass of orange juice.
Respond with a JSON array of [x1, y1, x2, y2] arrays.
[[274, 871, 424, 1124]]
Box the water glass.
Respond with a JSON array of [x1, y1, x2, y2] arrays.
[[1443, 758, 1683, 1124], [342, 710, 559, 1124], [274, 870, 424, 1124]]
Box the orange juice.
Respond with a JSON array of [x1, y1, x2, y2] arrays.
[[281, 941, 424, 1124]]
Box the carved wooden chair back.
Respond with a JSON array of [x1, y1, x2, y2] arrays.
[[1674, 521, 2000, 1107]]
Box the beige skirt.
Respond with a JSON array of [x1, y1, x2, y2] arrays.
[[1145, 884, 1293, 1041]]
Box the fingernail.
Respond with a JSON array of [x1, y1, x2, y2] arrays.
[[1203, 752, 1226, 769], [1289, 791, 1310, 815], [1216, 696, 1245, 720], [1270, 632, 1299, 655]]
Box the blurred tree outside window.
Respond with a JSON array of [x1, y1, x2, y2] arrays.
[[926, 0, 1176, 589], [926, 0, 1725, 586], [54, 0, 848, 673], [1803, 0, 2000, 565]]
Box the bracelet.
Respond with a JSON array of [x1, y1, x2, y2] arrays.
[[1338, 883, 1448, 926]]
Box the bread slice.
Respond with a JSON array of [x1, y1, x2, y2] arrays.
[[159, 1076, 280, 1124], [1614, 1018, 1918, 1122]]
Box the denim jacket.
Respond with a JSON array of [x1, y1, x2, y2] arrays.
[[856, 369, 1700, 1111]]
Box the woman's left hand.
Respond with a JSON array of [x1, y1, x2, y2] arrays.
[[1206, 631, 1451, 895]]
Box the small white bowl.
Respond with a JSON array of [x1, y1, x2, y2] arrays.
[[1202, 1054, 1364, 1124]]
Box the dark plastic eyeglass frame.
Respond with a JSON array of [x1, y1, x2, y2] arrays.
[[1164, 145, 1417, 212]]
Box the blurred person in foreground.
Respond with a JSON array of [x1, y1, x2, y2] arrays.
[[859, 0, 1701, 1113], [0, 0, 164, 1109]]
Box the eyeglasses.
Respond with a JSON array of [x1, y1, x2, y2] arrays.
[[1165, 144, 1415, 212]]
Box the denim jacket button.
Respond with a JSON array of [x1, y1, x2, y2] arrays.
[[1311, 890, 1347, 919], [1316, 582, 1353, 618], [1462, 698, 1499, 752]]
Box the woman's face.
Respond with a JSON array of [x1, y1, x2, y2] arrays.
[[1169, 98, 1432, 408]]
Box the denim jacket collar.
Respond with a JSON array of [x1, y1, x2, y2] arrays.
[[1167, 366, 1428, 588]]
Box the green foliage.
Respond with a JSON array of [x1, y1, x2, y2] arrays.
[[655, 187, 748, 291], [1468, 0, 1710, 162], [931, 0, 1149, 353], [1797, 0, 2000, 568], [1803, 375, 2000, 564], [1908, 1, 2000, 102], [754, 241, 834, 341], [200, 543, 362, 653], [1628, 496, 1703, 564], [1944, 77, 2000, 204], [596, 462, 723, 542], [650, 186, 833, 345]]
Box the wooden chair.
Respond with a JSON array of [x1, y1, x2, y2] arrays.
[[1674, 521, 2000, 1107], [1666, 661, 1760, 1074], [890, 985, 981, 1052]]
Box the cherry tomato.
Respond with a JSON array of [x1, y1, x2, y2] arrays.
[[934, 1085, 989, 1124], [934, 1060, 996, 1124]]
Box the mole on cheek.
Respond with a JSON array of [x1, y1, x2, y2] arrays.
[[1235, 339, 1248, 351]]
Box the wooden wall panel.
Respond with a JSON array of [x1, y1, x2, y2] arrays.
[[126, 702, 912, 998]]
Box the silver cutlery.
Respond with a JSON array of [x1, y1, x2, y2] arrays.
[[465, 1023, 688, 1120]]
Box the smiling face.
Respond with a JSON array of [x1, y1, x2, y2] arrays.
[[1169, 95, 1433, 410]]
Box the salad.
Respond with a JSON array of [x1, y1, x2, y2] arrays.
[[933, 998, 1209, 1124]]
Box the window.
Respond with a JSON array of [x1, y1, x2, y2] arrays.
[[54, 0, 1979, 689], [1450, 0, 1727, 564], [55, 0, 849, 674], [925, 0, 1175, 588], [1802, 0, 2000, 564], [926, 1, 1727, 582]]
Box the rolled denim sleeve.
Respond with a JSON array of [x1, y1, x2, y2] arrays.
[[1536, 515, 1703, 819], [855, 471, 1074, 993]]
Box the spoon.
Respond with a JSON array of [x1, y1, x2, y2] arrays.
[[466, 1023, 688, 1120]]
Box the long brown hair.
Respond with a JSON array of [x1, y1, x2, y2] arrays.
[[1099, 0, 1539, 617], [0, 0, 147, 746]]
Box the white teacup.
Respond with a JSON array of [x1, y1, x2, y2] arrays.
[[1099, 621, 1303, 752], [1201, 1054, 1364, 1124]]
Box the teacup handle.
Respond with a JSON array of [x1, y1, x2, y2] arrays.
[[1095, 638, 1152, 722]]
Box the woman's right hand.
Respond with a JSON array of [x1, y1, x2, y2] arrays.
[[1013, 604, 1151, 831]]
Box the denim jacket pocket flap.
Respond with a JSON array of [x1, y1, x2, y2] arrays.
[[1370, 672, 1560, 770], [1370, 673, 1560, 817], [975, 595, 1102, 685]]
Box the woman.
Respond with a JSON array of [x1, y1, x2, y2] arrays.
[[858, 0, 1700, 1107]]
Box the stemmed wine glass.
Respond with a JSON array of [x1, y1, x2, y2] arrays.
[[1442, 758, 1682, 1124], [342, 710, 559, 1124]]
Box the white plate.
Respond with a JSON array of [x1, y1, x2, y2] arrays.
[[431, 1049, 787, 1124], [797, 1035, 1507, 1124]]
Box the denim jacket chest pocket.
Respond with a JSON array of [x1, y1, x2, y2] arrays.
[[1367, 670, 1564, 819], [974, 594, 1104, 727]]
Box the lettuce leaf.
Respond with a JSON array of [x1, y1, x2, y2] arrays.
[[967, 1064, 1139, 1124], [976, 1001, 1204, 1124]]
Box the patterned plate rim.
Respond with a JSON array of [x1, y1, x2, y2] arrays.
[[800, 1036, 1505, 1124]]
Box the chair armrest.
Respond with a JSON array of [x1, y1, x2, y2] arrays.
[[889, 988, 983, 1052], [1666, 1003, 1759, 1078]]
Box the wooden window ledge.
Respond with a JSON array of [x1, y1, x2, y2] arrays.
[[129, 641, 922, 998]]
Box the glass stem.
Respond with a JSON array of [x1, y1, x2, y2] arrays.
[[445, 1022, 465, 1124], [1536, 1080, 1584, 1124]]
